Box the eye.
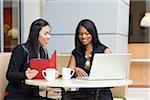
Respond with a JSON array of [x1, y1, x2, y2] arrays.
[[44, 31, 51, 35], [85, 32, 90, 35], [44, 33, 47, 35], [79, 32, 90, 36], [79, 32, 83, 35]]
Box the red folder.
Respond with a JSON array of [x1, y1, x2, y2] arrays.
[[30, 50, 56, 79]]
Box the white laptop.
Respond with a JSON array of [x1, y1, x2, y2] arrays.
[[77, 53, 131, 80]]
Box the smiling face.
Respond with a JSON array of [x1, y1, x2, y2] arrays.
[[78, 26, 92, 46], [38, 25, 51, 46]]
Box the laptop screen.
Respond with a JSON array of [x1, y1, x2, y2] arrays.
[[88, 53, 131, 80]]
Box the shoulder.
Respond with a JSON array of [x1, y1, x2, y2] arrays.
[[10, 44, 27, 59], [94, 44, 108, 53], [72, 49, 81, 56], [12, 44, 24, 52], [72, 48, 84, 60], [72, 49, 77, 56], [12, 43, 28, 54]]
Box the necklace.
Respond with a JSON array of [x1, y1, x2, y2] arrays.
[[84, 48, 93, 71], [85, 53, 92, 59], [85, 60, 90, 70], [85, 48, 93, 59]]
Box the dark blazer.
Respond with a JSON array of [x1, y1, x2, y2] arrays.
[[5, 42, 48, 96]]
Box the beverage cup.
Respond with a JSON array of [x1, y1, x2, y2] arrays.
[[62, 68, 75, 80], [42, 68, 56, 81]]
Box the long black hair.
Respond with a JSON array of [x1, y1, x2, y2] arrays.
[[75, 19, 101, 51], [27, 19, 50, 56]]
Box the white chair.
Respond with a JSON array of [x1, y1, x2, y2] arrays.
[[0, 53, 11, 100]]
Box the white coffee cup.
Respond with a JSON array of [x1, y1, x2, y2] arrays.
[[42, 68, 56, 81], [62, 68, 75, 80]]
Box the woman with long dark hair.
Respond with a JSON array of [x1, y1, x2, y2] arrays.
[[4, 19, 58, 100], [68, 19, 113, 100]]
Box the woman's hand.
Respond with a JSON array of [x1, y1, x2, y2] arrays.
[[25, 68, 39, 80], [55, 70, 60, 78], [75, 67, 88, 77], [104, 48, 111, 54]]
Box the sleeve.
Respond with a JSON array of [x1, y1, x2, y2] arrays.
[[97, 44, 108, 53], [71, 49, 77, 58], [101, 44, 108, 50], [71, 49, 78, 65], [6, 45, 27, 84], [71, 49, 84, 68]]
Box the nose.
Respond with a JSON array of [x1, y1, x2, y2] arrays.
[[82, 33, 86, 38], [47, 34, 51, 40]]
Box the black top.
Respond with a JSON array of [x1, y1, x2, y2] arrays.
[[72, 44, 107, 75], [5, 42, 48, 96]]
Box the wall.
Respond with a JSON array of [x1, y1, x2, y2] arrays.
[[128, 44, 150, 87], [44, 0, 130, 55], [21, 0, 44, 43]]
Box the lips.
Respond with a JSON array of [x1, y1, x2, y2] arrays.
[[45, 41, 48, 44], [82, 39, 88, 42], [81, 40, 88, 45]]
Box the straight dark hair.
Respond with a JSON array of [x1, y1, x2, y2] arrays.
[[75, 19, 101, 51], [27, 19, 50, 56]]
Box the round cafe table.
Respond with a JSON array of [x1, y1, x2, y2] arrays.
[[25, 78, 133, 100]]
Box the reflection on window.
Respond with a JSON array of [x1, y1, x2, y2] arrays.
[[4, 0, 20, 52], [128, 0, 149, 43]]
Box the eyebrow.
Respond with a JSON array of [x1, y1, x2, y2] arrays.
[[79, 31, 89, 34]]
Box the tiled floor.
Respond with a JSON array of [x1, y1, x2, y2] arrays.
[[127, 88, 150, 100]]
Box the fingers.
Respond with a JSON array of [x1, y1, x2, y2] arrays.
[[82, 71, 88, 77], [77, 71, 87, 77], [25, 68, 39, 79], [27, 68, 30, 71], [75, 67, 88, 77], [31, 69, 39, 74]]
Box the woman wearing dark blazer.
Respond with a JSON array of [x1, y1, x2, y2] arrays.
[[4, 19, 58, 100], [68, 19, 113, 100]]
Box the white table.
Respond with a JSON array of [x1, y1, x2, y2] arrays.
[[26, 78, 132, 88], [25, 78, 132, 100]]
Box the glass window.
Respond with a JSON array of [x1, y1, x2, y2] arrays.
[[128, 0, 150, 43], [3, 0, 20, 52]]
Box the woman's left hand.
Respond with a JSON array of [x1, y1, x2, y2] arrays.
[[25, 68, 39, 80]]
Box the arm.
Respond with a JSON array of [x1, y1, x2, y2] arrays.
[[68, 55, 88, 77], [6, 45, 38, 83], [6, 46, 27, 84]]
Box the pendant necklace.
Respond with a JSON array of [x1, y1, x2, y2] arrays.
[[84, 49, 93, 71]]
